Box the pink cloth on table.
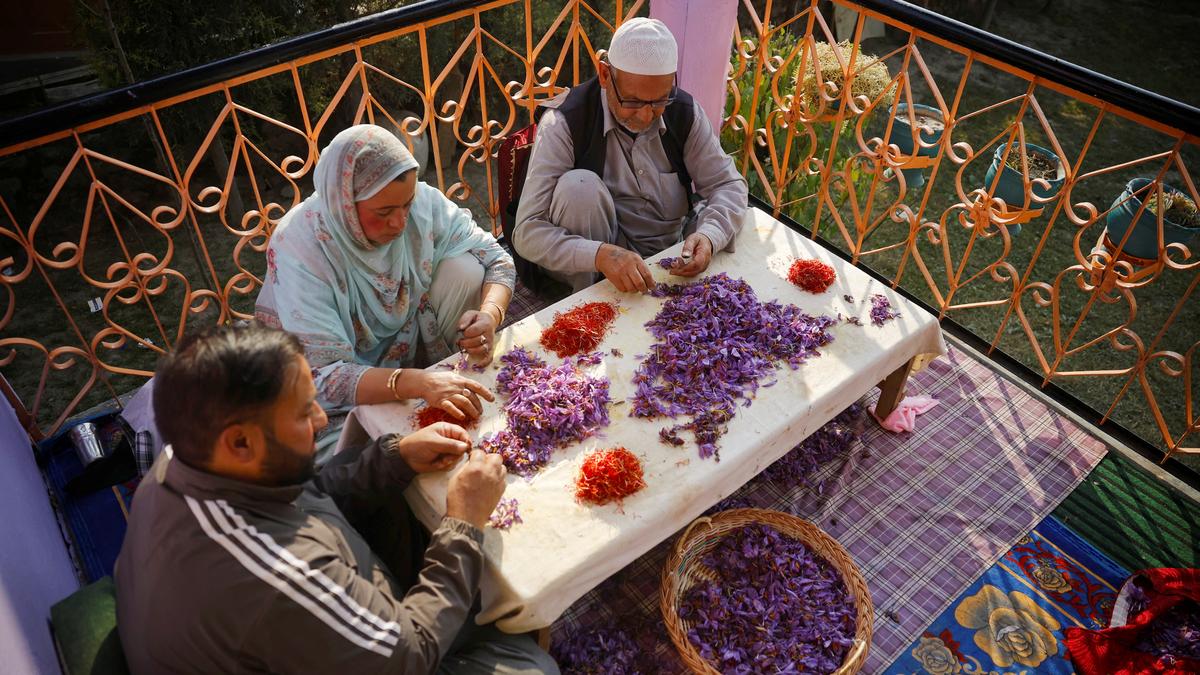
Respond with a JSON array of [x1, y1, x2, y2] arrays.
[[871, 394, 939, 432]]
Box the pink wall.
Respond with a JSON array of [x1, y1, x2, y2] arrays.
[[0, 397, 78, 675], [650, 0, 739, 134]]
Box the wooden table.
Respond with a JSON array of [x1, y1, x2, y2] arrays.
[[338, 207, 946, 632]]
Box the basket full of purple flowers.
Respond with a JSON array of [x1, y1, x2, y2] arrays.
[[660, 509, 873, 674]]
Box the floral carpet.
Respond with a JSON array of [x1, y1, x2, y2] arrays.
[[885, 515, 1128, 674]]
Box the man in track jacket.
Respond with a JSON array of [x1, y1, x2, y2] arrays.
[[114, 322, 557, 673]]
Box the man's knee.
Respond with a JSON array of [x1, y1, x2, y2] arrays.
[[535, 645, 561, 674], [430, 253, 484, 341], [438, 629, 560, 675], [551, 169, 606, 203], [548, 170, 615, 240]]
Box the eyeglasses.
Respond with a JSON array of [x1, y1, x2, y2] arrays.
[[607, 65, 677, 109]]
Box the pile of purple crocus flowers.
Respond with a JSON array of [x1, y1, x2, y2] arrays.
[[869, 293, 900, 326], [1127, 584, 1200, 666], [679, 524, 858, 673], [631, 273, 836, 460], [761, 403, 862, 489], [488, 497, 523, 530], [551, 620, 645, 674], [479, 347, 611, 477]]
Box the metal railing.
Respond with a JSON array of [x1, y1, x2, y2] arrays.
[[723, 0, 1199, 465], [0, 0, 1197, 466]]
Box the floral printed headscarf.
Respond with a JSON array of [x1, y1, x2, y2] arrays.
[[311, 125, 422, 337], [258, 124, 480, 373]]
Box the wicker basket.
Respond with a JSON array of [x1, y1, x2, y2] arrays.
[[660, 508, 874, 674]]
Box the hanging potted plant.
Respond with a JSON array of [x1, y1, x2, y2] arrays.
[[1103, 178, 1200, 260], [981, 141, 1065, 236], [794, 40, 891, 124], [885, 102, 944, 188]]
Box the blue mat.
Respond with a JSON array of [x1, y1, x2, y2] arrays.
[[40, 413, 138, 582], [885, 515, 1129, 674]]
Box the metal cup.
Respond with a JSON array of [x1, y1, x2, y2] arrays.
[[68, 422, 106, 467]]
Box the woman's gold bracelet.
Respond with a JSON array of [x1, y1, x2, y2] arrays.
[[386, 368, 404, 400], [482, 301, 506, 326]]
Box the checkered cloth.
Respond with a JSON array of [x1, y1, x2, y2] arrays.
[[496, 238, 572, 331], [546, 345, 1108, 673], [133, 430, 155, 477], [499, 276, 559, 330]]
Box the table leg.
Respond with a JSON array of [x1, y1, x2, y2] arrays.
[[875, 357, 916, 420]]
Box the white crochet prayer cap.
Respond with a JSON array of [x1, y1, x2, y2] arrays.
[[608, 17, 678, 76]]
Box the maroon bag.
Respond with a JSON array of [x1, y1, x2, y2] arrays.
[[496, 121, 538, 249], [496, 120, 549, 292]]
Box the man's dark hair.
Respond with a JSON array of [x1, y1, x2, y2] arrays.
[[153, 322, 304, 466]]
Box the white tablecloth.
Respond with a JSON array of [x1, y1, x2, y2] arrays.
[[339, 207, 946, 631]]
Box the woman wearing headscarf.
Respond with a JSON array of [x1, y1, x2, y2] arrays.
[[257, 124, 515, 460]]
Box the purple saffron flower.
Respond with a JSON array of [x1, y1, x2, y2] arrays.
[[574, 351, 604, 367], [482, 347, 611, 477], [869, 293, 900, 326], [633, 274, 835, 460]]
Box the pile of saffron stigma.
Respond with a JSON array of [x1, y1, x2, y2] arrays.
[[787, 258, 837, 293], [575, 447, 646, 505], [632, 273, 836, 460], [413, 406, 478, 430], [479, 347, 611, 477], [539, 301, 619, 358]]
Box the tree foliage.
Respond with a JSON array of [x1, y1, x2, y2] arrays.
[[75, 0, 389, 86]]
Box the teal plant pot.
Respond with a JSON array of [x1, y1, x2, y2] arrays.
[[982, 141, 1065, 237], [1104, 177, 1200, 260], [887, 103, 943, 189]]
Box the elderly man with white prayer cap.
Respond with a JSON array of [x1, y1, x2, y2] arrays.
[[512, 17, 748, 294]]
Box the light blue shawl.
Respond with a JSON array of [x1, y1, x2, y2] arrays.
[[256, 125, 483, 409]]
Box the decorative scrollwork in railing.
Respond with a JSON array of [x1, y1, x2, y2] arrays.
[[724, 0, 1198, 462], [0, 0, 1195, 465], [0, 0, 648, 440]]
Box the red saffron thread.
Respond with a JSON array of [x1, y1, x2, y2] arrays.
[[787, 259, 837, 293], [415, 406, 478, 430], [539, 301, 619, 358], [575, 447, 646, 505]]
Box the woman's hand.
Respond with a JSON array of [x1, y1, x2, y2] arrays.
[[418, 370, 495, 421], [456, 309, 498, 366]]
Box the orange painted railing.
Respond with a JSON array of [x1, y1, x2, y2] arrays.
[[1, 0, 1197, 464], [723, 1, 1199, 464]]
